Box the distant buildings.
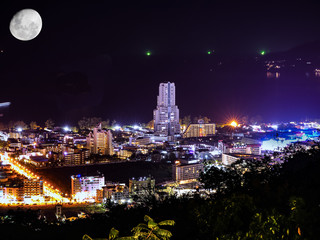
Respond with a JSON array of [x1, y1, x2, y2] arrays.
[[103, 182, 130, 204], [70, 175, 156, 204], [153, 82, 180, 137], [183, 121, 216, 138], [3, 186, 23, 202], [218, 139, 262, 156], [23, 178, 44, 198], [71, 174, 105, 200], [222, 153, 262, 165], [172, 159, 203, 183], [226, 144, 261, 155], [133, 136, 167, 146], [129, 176, 155, 195], [26, 155, 48, 167], [0, 160, 44, 202], [0, 178, 44, 202], [64, 148, 89, 166], [116, 149, 133, 159], [87, 124, 114, 155]]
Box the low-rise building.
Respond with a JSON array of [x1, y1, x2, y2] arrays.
[[172, 159, 203, 183], [222, 153, 262, 165], [71, 174, 105, 200], [134, 136, 167, 146], [129, 177, 155, 195], [223, 142, 262, 156], [103, 182, 130, 204], [183, 122, 216, 138], [27, 156, 48, 167], [116, 149, 133, 159], [64, 148, 89, 165], [23, 178, 44, 198], [0, 186, 24, 202]]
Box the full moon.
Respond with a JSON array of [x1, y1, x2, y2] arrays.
[[9, 9, 42, 41]]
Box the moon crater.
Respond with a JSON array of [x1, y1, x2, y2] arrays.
[[9, 9, 42, 41]]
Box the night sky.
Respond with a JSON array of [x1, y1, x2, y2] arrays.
[[1, 1, 320, 125]]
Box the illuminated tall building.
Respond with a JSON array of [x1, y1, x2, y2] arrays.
[[153, 82, 180, 136], [87, 124, 114, 155]]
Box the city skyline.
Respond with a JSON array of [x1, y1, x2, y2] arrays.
[[0, 1, 319, 239], [1, 2, 320, 124]]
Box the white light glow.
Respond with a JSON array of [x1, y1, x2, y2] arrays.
[[271, 124, 278, 130], [0, 102, 11, 107], [114, 125, 121, 130]]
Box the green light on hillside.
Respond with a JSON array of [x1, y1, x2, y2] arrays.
[[207, 51, 211, 55], [260, 50, 265, 56], [146, 51, 151, 56]]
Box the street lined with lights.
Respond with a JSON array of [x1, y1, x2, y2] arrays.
[[0, 153, 70, 204]]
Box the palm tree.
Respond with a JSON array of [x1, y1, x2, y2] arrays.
[[130, 215, 175, 240], [83, 215, 175, 240]]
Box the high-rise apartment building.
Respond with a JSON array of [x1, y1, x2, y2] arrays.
[[153, 82, 180, 136], [87, 124, 114, 155]]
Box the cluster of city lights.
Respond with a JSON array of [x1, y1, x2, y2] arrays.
[[0, 153, 69, 204]]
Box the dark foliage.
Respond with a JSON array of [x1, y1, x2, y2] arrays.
[[1, 145, 319, 239]]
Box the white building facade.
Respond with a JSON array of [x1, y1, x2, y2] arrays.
[[71, 175, 105, 200]]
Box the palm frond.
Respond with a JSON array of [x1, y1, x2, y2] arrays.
[[158, 220, 175, 226], [148, 234, 161, 240], [132, 223, 149, 234], [133, 231, 149, 238], [109, 228, 119, 240], [144, 215, 154, 223], [154, 229, 173, 238], [148, 220, 158, 229], [135, 223, 149, 230], [117, 237, 136, 240], [83, 234, 94, 240]]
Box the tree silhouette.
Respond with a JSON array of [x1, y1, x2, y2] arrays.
[[0, 140, 9, 150], [130, 215, 174, 240], [29, 121, 38, 130], [13, 120, 28, 130], [182, 115, 191, 126], [83, 215, 175, 240], [45, 119, 55, 129]]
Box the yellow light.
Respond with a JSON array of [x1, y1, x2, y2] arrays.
[[230, 121, 238, 127]]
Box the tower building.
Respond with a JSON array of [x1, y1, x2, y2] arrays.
[[87, 124, 114, 155], [153, 82, 180, 136]]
